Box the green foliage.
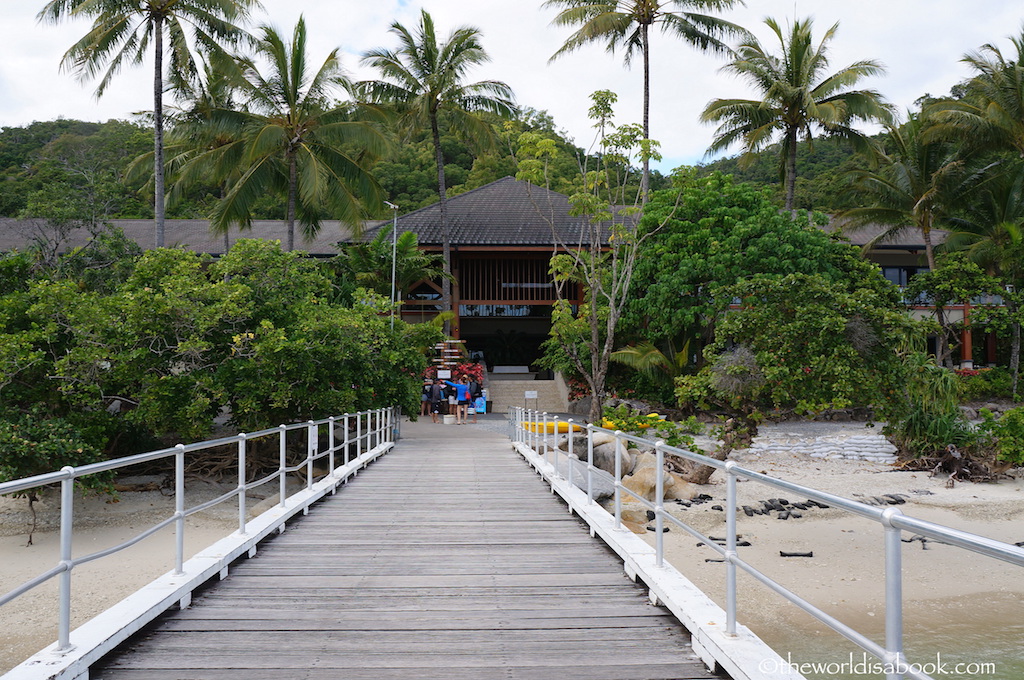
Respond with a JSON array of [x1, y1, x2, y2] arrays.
[[978, 407, 1024, 465], [600, 403, 697, 449], [676, 269, 912, 417], [956, 367, 1013, 401], [883, 353, 974, 457], [0, 407, 109, 490], [625, 172, 873, 347]]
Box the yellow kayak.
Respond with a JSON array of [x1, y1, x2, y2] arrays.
[[601, 413, 665, 430], [525, 421, 582, 433]]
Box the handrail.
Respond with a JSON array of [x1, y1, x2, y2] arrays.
[[0, 406, 400, 656], [509, 407, 1024, 680]]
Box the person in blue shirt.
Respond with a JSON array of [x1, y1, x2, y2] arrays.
[[444, 377, 472, 424]]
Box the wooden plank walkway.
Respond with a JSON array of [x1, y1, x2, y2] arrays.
[[92, 418, 721, 680]]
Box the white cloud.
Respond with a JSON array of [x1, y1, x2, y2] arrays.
[[3, 1, 1023, 172]]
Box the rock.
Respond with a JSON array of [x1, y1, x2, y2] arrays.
[[664, 472, 698, 501], [591, 432, 617, 447], [565, 457, 615, 501], [632, 451, 657, 472], [622, 466, 675, 501], [590, 441, 634, 476], [960, 406, 979, 421]]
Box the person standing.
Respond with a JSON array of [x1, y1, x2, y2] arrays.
[[420, 378, 432, 417], [444, 377, 472, 424], [429, 379, 446, 423]]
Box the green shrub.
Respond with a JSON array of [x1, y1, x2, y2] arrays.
[[0, 408, 111, 488], [601, 404, 697, 449], [956, 367, 1013, 402], [978, 407, 1024, 465]]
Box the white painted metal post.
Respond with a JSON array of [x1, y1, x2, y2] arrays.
[[565, 419, 574, 486], [237, 434, 247, 535], [174, 444, 185, 575], [356, 412, 362, 458], [883, 508, 906, 680], [725, 461, 738, 636], [306, 421, 316, 490], [586, 424, 595, 504], [343, 414, 350, 465], [654, 441, 665, 567], [278, 425, 287, 508], [57, 467, 75, 652], [614, 431, 623, 529], [328, 417, 336, 474], [542, 412, 549, 465]]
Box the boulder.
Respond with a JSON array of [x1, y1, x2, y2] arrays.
[[565, 457, 615, 501], [591, 432, 617, 447], [590, 441, 635, 476], [664, 472, 699, 501], [622, 466, 675, 502]]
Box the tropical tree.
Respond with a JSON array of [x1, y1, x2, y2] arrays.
[[202, 17, 387, 251], [929, 29, 1024, 157], [37, 0, 261, 248], [838, 113, 984, 366], [338, 226, 450, 299], [359, 9, 517, 327], [544, 0, 744, 203], [701, 16, 894, 212]]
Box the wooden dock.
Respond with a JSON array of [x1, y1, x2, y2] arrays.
[[93, 418, 721, 680]]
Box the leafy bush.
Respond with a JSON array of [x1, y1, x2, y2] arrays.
[[955, 367, 1013, 401], [600, 404, 697, 448], [978, 407, 1024, 465], [0, 408, 110, 487]]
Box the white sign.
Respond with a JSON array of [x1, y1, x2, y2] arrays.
[[437, 370, 452, 379], [524, 390, 538, 400]]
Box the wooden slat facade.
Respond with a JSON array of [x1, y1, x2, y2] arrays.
[[92, 421, 722, 680]]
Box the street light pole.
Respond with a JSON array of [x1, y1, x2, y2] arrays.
[[385, 201, 398, 330]]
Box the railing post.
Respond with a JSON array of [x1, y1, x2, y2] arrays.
[[306, 420, 316, 490], [724, 460, 738, 637], [542, 412, 550, 465], [57, 466, 75, 652], [237, 434, 247, 536], [278, 425, 288, 508], [356, 411, 362, 459], [174, 444, 186, 576], [343, 414, 350, 465], [883, 508, 906, 680], [614, 431, 623, 529], [654, 441, 665, 567], [565, 419, 574, 487], [328, 417, 336, 475], [586, 424, 595, 505]]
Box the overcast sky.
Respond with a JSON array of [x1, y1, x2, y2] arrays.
[[3, 1, 1023, 173]]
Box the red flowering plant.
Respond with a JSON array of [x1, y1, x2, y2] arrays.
[[452, 362, 485, 382]]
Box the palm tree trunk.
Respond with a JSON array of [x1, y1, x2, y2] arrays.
[[1008, 297, 1021, 400], [640, 23, 651, 206], [430, 113, 452, 336], [923, 227, 952, 367], [286, 153, 297, 252], [785, 127, 798, 214], [153, 15, 166, 249]]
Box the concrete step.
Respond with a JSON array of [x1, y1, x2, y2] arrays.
[[485, 379, 566, 414]]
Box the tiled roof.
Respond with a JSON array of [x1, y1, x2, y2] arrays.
[[826, 218, 948, 250], [0, 217, 362, 257], [371, 177, 613, 247]]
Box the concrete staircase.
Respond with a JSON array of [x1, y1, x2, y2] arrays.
[[484, 378, 567, 415]]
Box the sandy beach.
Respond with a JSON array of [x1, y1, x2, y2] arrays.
[[2, 419, 1022, 677]]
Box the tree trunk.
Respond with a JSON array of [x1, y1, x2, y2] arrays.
[[286, 153, 297, 252], [784, 126, 798, 214], [153, 15, 166, 249], [1009, 296, 1021, 401], [640, 23, 651, 206], [922, 226, 953, 367], [430, 113, 452, 336]]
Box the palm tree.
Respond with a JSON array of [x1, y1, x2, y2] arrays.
[[544, 0, 744, 203], [359, 9, 516, 328], [839, 113, 982, 366], [701, 17, 893, 212], [37, 0, 260, 249], [339, 226, 451, 299], [204, 17, 387, 251], [929, 29, 1024, 156]]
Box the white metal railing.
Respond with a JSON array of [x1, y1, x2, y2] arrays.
[[509, 407, 1024, 680], [0, 406, 399, 658]]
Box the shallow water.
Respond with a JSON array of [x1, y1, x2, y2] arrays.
[[753, 595, 1024, 679]]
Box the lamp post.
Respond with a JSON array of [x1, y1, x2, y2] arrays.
[[384, 201, 398, 330]]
